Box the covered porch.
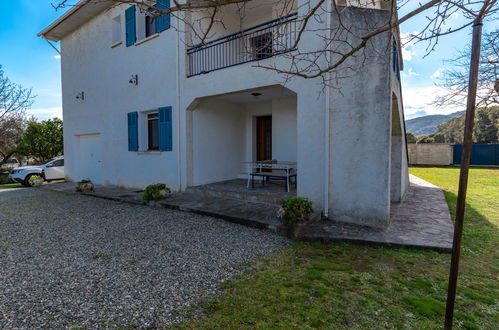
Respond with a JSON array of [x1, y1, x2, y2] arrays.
[[187, 178, 296, 205], [186, 85, 298, 194]]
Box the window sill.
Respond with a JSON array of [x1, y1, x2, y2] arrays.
[[135, 33, 160, 46], [137, 150, 162, 155], [111, 41, 122, 48]]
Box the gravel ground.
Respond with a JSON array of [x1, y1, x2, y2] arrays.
[[0, 187, 289, 328]]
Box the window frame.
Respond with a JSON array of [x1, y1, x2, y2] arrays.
[[111, 14, 122, 46], [147, 112, 160, 151]]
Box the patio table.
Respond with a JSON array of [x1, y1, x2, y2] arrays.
[[243, 161, 297, 192]]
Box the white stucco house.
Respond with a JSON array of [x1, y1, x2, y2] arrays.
[[39, 0, 409, 228]]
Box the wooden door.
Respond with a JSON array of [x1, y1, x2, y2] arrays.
[[256, 116, 272, 161]]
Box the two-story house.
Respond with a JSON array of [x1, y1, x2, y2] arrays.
[[39, 0, 409, 228]]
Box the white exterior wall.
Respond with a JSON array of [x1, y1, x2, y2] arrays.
[[272, 97, 297, 163], [327, 7, 409, 227], [57, 0, 408, 228], [190, 99, 246, 185], [61, 4, 179, 188]]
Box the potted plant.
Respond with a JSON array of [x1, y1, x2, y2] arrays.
[[278, 197, 314, 239], [76, 179, 94, 193], [142, 183, 171, 204]]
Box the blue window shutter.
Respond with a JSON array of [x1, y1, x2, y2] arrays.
[[158, 106, 172, 151], [155, 0, 171, 33], [127, 112, 139, 151], [125, 6, 136, 46]]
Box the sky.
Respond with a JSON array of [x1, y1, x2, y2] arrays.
[[0, 1, 497, 121]]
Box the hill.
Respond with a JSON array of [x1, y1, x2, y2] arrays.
[[406, 111, 464, 136]]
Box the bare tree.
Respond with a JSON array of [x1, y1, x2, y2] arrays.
[[0, 66, 34, 165], [435, 31, 498, 108], [51, 0, 498, 88]]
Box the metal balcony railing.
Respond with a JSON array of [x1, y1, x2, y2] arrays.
[[187, 12, 298, 77]]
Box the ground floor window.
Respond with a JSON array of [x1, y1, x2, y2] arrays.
[[148, 112, 159, 150]]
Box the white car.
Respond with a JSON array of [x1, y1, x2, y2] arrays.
[[9, 156, 65, 187], [1, 158, 20, 170]]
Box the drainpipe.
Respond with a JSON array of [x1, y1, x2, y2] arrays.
[[176, 15, 182, 191], [323, 0, 332, 218]]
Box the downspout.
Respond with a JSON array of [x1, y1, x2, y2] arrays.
[[176, 15, 182, 191], [323, 0, 331, 218]]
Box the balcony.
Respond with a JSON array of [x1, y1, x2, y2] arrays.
[[187, 12, 298, 77]]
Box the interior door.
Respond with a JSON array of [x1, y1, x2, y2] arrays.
[[256, 116, 272, 161]]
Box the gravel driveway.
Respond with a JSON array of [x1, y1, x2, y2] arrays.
[[0, 187, 288, 328]]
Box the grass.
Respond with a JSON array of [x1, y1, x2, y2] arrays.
[[0, 183, 22, 188], [173, 167, 498, 329]]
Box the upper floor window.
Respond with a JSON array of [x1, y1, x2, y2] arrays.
[[111, 14, 122, 45], [124, 1, 171, 47], [145, 15, 157, 38], [392, 37, 401, 80]]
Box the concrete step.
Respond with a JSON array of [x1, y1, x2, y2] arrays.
[[157, 192, 282, 231], [186, 185, 293, 205]]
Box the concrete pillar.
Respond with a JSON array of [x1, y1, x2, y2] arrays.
[[327, 7, 392, 228]]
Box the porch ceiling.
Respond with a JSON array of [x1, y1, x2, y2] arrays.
[[189, 86, 296, 108]]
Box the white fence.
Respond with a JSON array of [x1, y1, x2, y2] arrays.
[[408, 144, 453, 165]]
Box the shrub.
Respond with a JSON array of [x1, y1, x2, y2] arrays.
[[76, 179, 93, 192], [143, 183, 171, 203], [279, 197, 313, 226], [0, 175, 10, 185]]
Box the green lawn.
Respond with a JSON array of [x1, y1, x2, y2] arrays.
[[0, 182, 22, 188], [174, 167, 498, 329]]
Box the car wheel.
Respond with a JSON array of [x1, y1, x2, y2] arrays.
[[23, 173, 44, 187]]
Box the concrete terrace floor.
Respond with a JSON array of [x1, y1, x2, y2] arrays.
[[300, 175, 454, 252], [44, 175, 453, 252]]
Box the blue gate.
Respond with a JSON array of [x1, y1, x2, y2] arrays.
[[453, 144, 499, 165]]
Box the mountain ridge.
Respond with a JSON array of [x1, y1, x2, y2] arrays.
[[405, 111, 465, 136]]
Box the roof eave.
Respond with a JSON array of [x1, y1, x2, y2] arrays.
[[38, 0, 113, 41]]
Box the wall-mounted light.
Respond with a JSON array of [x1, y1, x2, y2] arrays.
[[129, 74, 138, 85], [76, 91, 85, 101], [251, 92, 262, 100]]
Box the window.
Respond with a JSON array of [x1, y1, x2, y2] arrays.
[[392, 37, 401, 80], [112, 14, 122, 45], [251, 33, 273, 60], [145, 14, 157, 38], [128, 107, 172, 152], [147, 113, 159, 150], [51, 159, 64, 167]]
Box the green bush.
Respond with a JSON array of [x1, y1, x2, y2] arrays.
[[75, 179, 93, 192], [0, 175, 10, 185], [279, 197, 313, 226], [143, 183, 171, 203]]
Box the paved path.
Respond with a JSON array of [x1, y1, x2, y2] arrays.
[[45, 175, 454, 251], [300, 175, 454, 252], [0, 187, 288, 328]]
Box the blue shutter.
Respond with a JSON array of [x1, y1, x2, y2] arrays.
[[127, 112, 139, 151], [158, 106, 172, 151], [125, 6, 136, 46], [155, 0, 171, 33]]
